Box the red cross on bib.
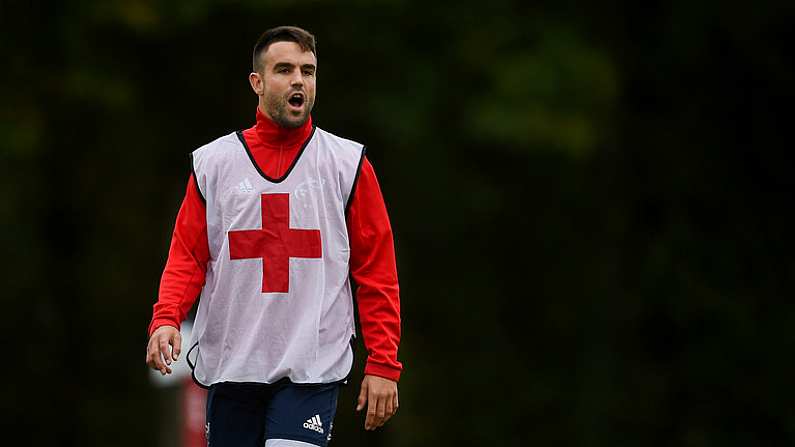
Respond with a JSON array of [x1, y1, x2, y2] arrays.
[[228, 193, 322, 293]]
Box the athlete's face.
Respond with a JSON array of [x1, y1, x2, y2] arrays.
[[249, 41, 317, 128]]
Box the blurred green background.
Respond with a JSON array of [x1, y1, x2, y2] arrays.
[[2, 1, 794, 446]]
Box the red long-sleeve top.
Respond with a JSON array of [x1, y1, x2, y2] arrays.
[[148, 108, 402, 382]]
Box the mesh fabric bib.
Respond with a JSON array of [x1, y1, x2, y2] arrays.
[[189, 126, 364, 385]]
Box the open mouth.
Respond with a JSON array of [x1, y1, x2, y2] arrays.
[[288, 93, 305, 108]]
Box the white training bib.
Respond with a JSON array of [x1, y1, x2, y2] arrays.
[[188, 126, 364, 385]]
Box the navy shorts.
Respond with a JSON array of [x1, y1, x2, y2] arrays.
[[205, 380, 340, 447]]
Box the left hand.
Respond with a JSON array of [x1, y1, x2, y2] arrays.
[[356, 374, 399, 430]]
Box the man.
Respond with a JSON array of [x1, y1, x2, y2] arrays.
[[145, 26, 402, 447]]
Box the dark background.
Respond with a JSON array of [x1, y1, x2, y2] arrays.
[[2, 1, 794, 446]]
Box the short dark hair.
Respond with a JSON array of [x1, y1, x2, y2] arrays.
[[252, 26, 317, 72]]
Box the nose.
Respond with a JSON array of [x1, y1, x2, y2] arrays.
[[290, 70, 303, 87]]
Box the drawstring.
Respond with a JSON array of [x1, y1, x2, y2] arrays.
[[186, 341, 199, 370]]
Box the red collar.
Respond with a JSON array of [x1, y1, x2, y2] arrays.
[[255, 107, 313, 148]]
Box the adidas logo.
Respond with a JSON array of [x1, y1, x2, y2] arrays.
[[238, 178, 254, 193], [303, 414, 324, 434]]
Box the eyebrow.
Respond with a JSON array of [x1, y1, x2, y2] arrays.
[[272, 62, 316, 72]]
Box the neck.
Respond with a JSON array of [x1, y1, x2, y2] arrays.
[[255, 106, 313, 147]]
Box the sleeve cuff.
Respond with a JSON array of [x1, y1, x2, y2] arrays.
[[364, 361, 402, 382]]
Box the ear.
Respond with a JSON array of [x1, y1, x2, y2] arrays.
[[248, 72, 264, 95]]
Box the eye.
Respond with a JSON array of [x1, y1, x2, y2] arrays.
[[302, 70, 314, 76]]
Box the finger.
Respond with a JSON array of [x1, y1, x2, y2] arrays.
[[159, 338, 172, 365], [393, 392, 399, 414], [146, 339, 157, 367], [148, 346, 166, 374], [375, 391, 387, 427], [366, 397, 377, 430], [172, 332, 182, 361], [356, 380, 369, 412], [146, 339, 158, 366], [384, 392, 394, 421]]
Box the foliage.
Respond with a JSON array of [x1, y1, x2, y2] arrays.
[[2, 1, 793, 445]]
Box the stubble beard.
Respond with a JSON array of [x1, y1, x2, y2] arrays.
[[265, 93, 313, 129]]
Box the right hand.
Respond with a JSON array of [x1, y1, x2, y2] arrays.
[[146, 325, 182, 375]]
